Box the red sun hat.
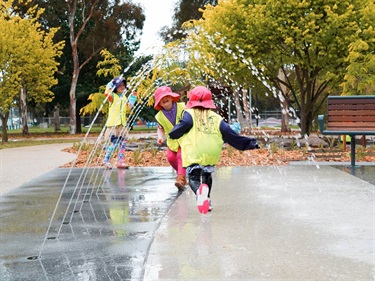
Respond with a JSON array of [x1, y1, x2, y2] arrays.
[[185, 86, 216, 109], [154, 86, 180, 110]]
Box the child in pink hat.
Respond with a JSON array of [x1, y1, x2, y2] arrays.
[[169, 86, 259, 214], [154, 86, 187, 190]]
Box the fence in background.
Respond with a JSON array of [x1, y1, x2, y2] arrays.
[[2, 111, 298, 131], [1, 117, 105, 131]]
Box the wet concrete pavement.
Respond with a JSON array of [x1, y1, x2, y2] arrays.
[[0, 132, 158, 196], [144, 166, 374, 280], [0, 143, 77, 196], [1, 167, 180, 280], [1, 158, 374, 280]]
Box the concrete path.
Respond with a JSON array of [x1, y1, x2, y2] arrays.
[[0, 132, 157, 196], [0, 137, 374, 280], [144, 166, 375, 280], [0, 143, 77, 196]]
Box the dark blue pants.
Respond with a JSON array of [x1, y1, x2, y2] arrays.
[[187, 168, 212, 197]]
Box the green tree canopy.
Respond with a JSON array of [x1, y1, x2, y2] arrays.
[[341, 2, 375, 95], [19, 0, 146, 134], [0, 0, 64, 141], [184, 0, 375, 135]]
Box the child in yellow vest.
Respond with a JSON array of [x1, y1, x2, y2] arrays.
[[154, 86, 186, 190], [169, 86, 259, 214], [103, 76, 137, 169]]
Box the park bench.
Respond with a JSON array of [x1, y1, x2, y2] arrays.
[[318, 95, 375, 167]]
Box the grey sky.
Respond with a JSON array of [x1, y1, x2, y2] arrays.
[[134, 0, 176, 55]]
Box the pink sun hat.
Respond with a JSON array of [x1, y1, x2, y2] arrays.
[[185, 86, 216, 109], [153, 86, 180, 110]]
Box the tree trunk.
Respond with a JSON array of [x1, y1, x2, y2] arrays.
[[1, 111, 10, 142], [68, 3, 78, 135], [234, 89, 244, 126], [53, 104, 61, 131], [254, 92, 259, 127], [20, 85, 29, 136], [280, 99, 291, 133], [67, 0, 99, 135], [278, 69, 291, 133], [299, 110, 308, 136], [76, 110, 82, 133], [242, 88, 251, 130], [69, 57, 79, 134], [305, 110, 313, 136]]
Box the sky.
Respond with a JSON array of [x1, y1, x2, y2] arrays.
[[133, 0, 177, 55]]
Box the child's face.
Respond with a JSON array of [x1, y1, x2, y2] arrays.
[[159, 96, 174, 110], [115, 82, 126, 94]]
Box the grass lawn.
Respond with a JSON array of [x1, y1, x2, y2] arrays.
[[0, 125, 156, 150]]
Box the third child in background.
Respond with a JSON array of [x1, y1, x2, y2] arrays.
[[154, 86, 186, 190], [103, 76, 137, 169]]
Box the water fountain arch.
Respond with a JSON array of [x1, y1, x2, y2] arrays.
[[38, 26, 322, 260]]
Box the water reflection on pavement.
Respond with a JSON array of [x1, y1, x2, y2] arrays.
[[332, 165, 375, 185], [0, 167, 179, 281], [1, 165, 374, 281]]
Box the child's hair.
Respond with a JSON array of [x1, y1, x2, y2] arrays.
[[192, 108, 219, 135], [193, 108, 210, 122]]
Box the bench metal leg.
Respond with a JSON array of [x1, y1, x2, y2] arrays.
[[350, 135, 356, 167]]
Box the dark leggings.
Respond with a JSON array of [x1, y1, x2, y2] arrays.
[[188, 168, 212, 197]]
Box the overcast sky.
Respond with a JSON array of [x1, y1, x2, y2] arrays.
[[133, 0, 177, 55]]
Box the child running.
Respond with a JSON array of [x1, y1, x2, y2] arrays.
[[103, 76, 137, 169], [154, 86, 187, 190], [169, 86, 259, 214]]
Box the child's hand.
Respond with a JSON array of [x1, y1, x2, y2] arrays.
[[132, 91, 138, 97], [157, 139, 163, 146], [104, 81, 114, 96], [106, 81, 114, 90]]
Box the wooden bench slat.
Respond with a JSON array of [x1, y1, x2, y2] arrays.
[[328, 104, 375, 110], [327, 128, 375, 132], [327, 129, 375, 132], [328, 110, 375, 116], [328, 116, 375, 122], [327, 125, 374, 130], [329, 99, 375, 105], [327, 120, 375, 125], [319, 96, 375, 167]]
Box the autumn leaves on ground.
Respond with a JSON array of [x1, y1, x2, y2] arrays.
[[62, 136, 375, 168]]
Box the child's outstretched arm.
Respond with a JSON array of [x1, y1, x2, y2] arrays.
[[104, 81, 115, 103], [220, 121, 259, 150], [127, 92, 137, 109], [169, 111, 193, 139], [156, 124, 165, 146]]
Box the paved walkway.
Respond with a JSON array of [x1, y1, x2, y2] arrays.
[[0, 137, 374, 280], [0, 143, 77, 196], [144, 166, 374, 280], [0, 132, 157, 196]]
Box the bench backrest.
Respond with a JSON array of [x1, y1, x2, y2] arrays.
[[327, 96, 375, 132]]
